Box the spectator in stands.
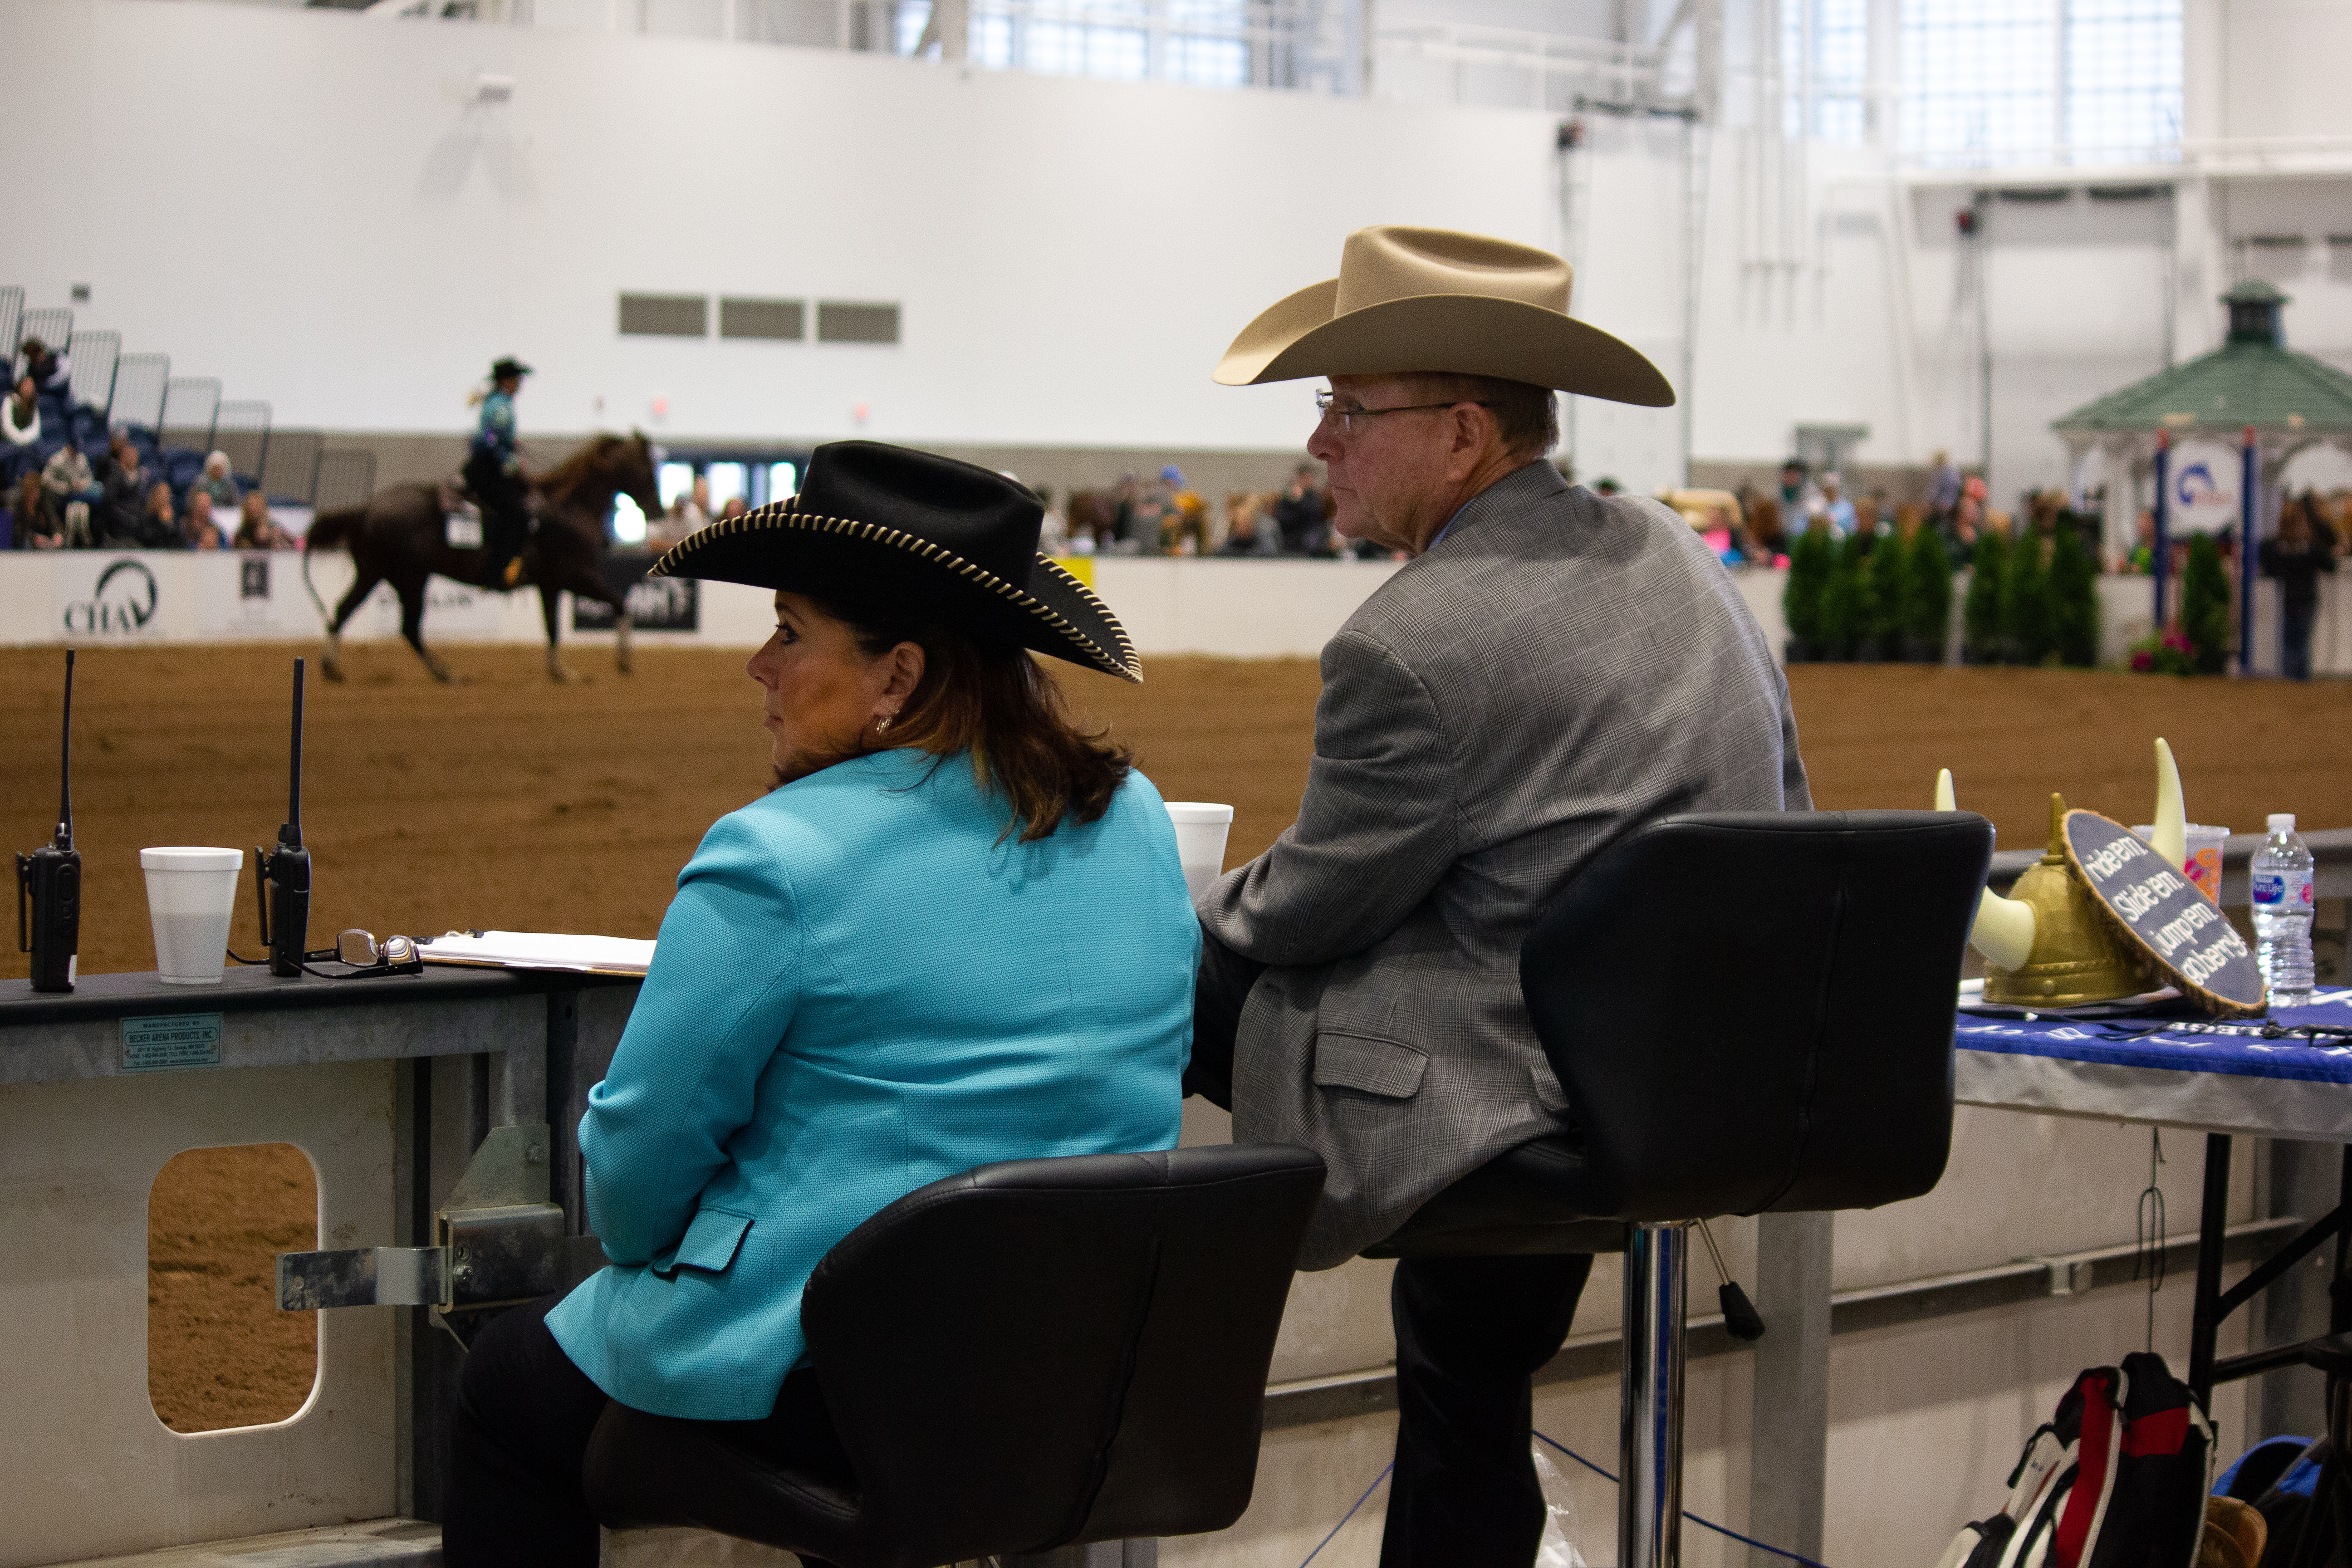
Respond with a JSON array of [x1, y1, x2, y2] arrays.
[[196, 451, 241, 511], [1927, 450, 1962, 521], [16, 338, 69, 419], [1778, 457, 1822, 523], [1270, 462, 1328, 555], [716, 495, 746, 521], [1817, 471, 1856, 537], [42, 443, 98, 547], [1159, 466, 1209, 554], [2261, 492, 2340, 681], [42, 441, 97, 509], [181, 490, 226, 550], [1120, 472, 1176, 554], [138, 480, 180, 549], [11, 471, 65, 549], [100, 441, 152, 544], [234, 491, 291, 550], [2, 376, 40, 475], [17, 337, 66, 393], [1593, 475, 1623, 497], [2122, 510, 2157, 574], [1218, 493, 1277, 556]]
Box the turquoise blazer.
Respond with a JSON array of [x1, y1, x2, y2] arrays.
[[546, 749, 1198, 1420]]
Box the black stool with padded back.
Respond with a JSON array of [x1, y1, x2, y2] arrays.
[[584, 1142, 1325, 1568], [1367, 810, 1991, 1567]]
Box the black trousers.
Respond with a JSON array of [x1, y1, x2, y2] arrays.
[[441, 1294, 848, 1568], [462, 449, 530, 569], [1191, 931, 1594, 1568]]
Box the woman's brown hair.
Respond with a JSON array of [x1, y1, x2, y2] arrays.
[[818, 597, 1133, 843]]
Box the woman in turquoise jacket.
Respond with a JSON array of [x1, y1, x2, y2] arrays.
[[443, 442, 1199, 1567]]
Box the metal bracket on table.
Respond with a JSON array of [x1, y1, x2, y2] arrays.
[[277, 1123, 604, 1345]]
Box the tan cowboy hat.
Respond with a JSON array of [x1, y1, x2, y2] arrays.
[[1213, 225, 1674, 407]]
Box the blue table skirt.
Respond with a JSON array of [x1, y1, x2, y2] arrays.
[[1955, 989, 2352, 1140]]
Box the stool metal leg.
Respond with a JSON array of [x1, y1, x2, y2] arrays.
[[1621, 1221, 1688, 1568]]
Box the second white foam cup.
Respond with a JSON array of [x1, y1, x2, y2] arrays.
[[140, 847, 244, 985], [1164, 802, 1235, 901]]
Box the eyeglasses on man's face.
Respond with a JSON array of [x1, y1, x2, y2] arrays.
[[1314, 390, 1502, 440]]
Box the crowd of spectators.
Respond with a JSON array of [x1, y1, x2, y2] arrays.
[[1033, 462, 1407, 561], [0, 339, 304, 551]]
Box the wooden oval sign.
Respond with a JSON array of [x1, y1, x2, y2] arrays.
[[2061, 809, 2267, 1017]]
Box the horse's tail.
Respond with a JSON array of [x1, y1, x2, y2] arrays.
[[302, 506, 367, 620]]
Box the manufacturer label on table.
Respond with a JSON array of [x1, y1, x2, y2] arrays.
[[120, 1014, 224, 1071]]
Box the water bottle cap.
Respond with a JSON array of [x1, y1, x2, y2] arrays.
[[2269, 813, 2297, 833]]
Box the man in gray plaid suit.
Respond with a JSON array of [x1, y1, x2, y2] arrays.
[[1189, 226, 1809, 1567]]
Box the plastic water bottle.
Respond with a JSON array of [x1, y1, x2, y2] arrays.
[[2251, 813, 2317, 1006]]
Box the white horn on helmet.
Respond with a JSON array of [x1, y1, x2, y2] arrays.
[[1939, 768, 2037, 971], [2150, 738, 2186, 870]]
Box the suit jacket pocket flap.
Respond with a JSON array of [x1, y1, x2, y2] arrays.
[[654, 1206, 754, 1277], [1313, 1033, 1428, 1098]]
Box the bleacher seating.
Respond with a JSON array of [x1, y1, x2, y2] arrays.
[[4, 286, 371, 541]]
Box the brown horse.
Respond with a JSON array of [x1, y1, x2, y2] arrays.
[[304, 433, 665, 684]]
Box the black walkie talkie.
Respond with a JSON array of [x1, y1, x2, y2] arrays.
[[17, 650, 81, 993], [255, 657, 311, 977]]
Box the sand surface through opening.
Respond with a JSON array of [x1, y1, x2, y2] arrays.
[[7, 643, 2352, 1429]]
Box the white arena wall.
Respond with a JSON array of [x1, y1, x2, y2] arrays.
[[11, 548, 2352, 682]]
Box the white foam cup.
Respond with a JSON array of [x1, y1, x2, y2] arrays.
[[140, 847, 244, 985], [1164, 802, 1235, 901]]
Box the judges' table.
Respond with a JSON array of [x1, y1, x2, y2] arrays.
[[1957, 990, 2352, 1403], [0, 965, 639, 1568]]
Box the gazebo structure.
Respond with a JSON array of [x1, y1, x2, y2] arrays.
[[2055, 280, 2352, 671]]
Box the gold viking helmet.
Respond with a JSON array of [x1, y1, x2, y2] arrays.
[[1939, 740, 2188, 1005]]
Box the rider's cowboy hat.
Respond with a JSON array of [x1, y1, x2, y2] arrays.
[[1213, 225, 1674, 407], [652, 441, 1140, 683], [489, 358, 533, 382]]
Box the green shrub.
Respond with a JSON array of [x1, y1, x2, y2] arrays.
[[2003, 530, 2053, 665], [2048, 519, 2100, 667], [1903, 523, 1954, 654], [2181, 531, 2231, 675], [1782, 526, 1833, 651], [1818, 535, 1865, 657], [1963, 527, 2008, 662], [1853, 537, 1893, 658]]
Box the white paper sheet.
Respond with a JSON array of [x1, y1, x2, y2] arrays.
[[416, 929, 655, 976]]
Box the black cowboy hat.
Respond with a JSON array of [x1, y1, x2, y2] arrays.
[[490, 357, 533, 381], [651, 441, 1140, 683]]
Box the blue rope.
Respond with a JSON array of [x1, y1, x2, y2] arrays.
[[1297, 1460, 1392, 1568], [1532, 1430, 1837, 1568]]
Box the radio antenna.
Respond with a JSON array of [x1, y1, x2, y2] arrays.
[[55, 649, 75, 849], [283, 657, 304, 850]]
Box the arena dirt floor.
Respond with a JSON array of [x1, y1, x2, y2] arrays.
[[7, 642, 2352, 1431]]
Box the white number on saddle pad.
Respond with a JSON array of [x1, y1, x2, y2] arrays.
[[445, 514, 483, 548]]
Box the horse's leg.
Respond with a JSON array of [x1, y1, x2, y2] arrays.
[[322, 571, 383, 683], [539, 581, 576, 683], [397, 578, 453, 683], [541, 554, 632, 678]]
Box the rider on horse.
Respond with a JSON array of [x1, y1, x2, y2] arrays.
[[466, 357, 533, 587]]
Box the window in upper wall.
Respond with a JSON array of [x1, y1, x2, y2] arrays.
[[2065, 0, 2183, 162], [902, 0, 1249, 88], [1786, 0, 1871, 145], [1900, 0, 2180, 167]]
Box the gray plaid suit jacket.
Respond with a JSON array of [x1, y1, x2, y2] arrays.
[[1196, 460, 1810, 1269]]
